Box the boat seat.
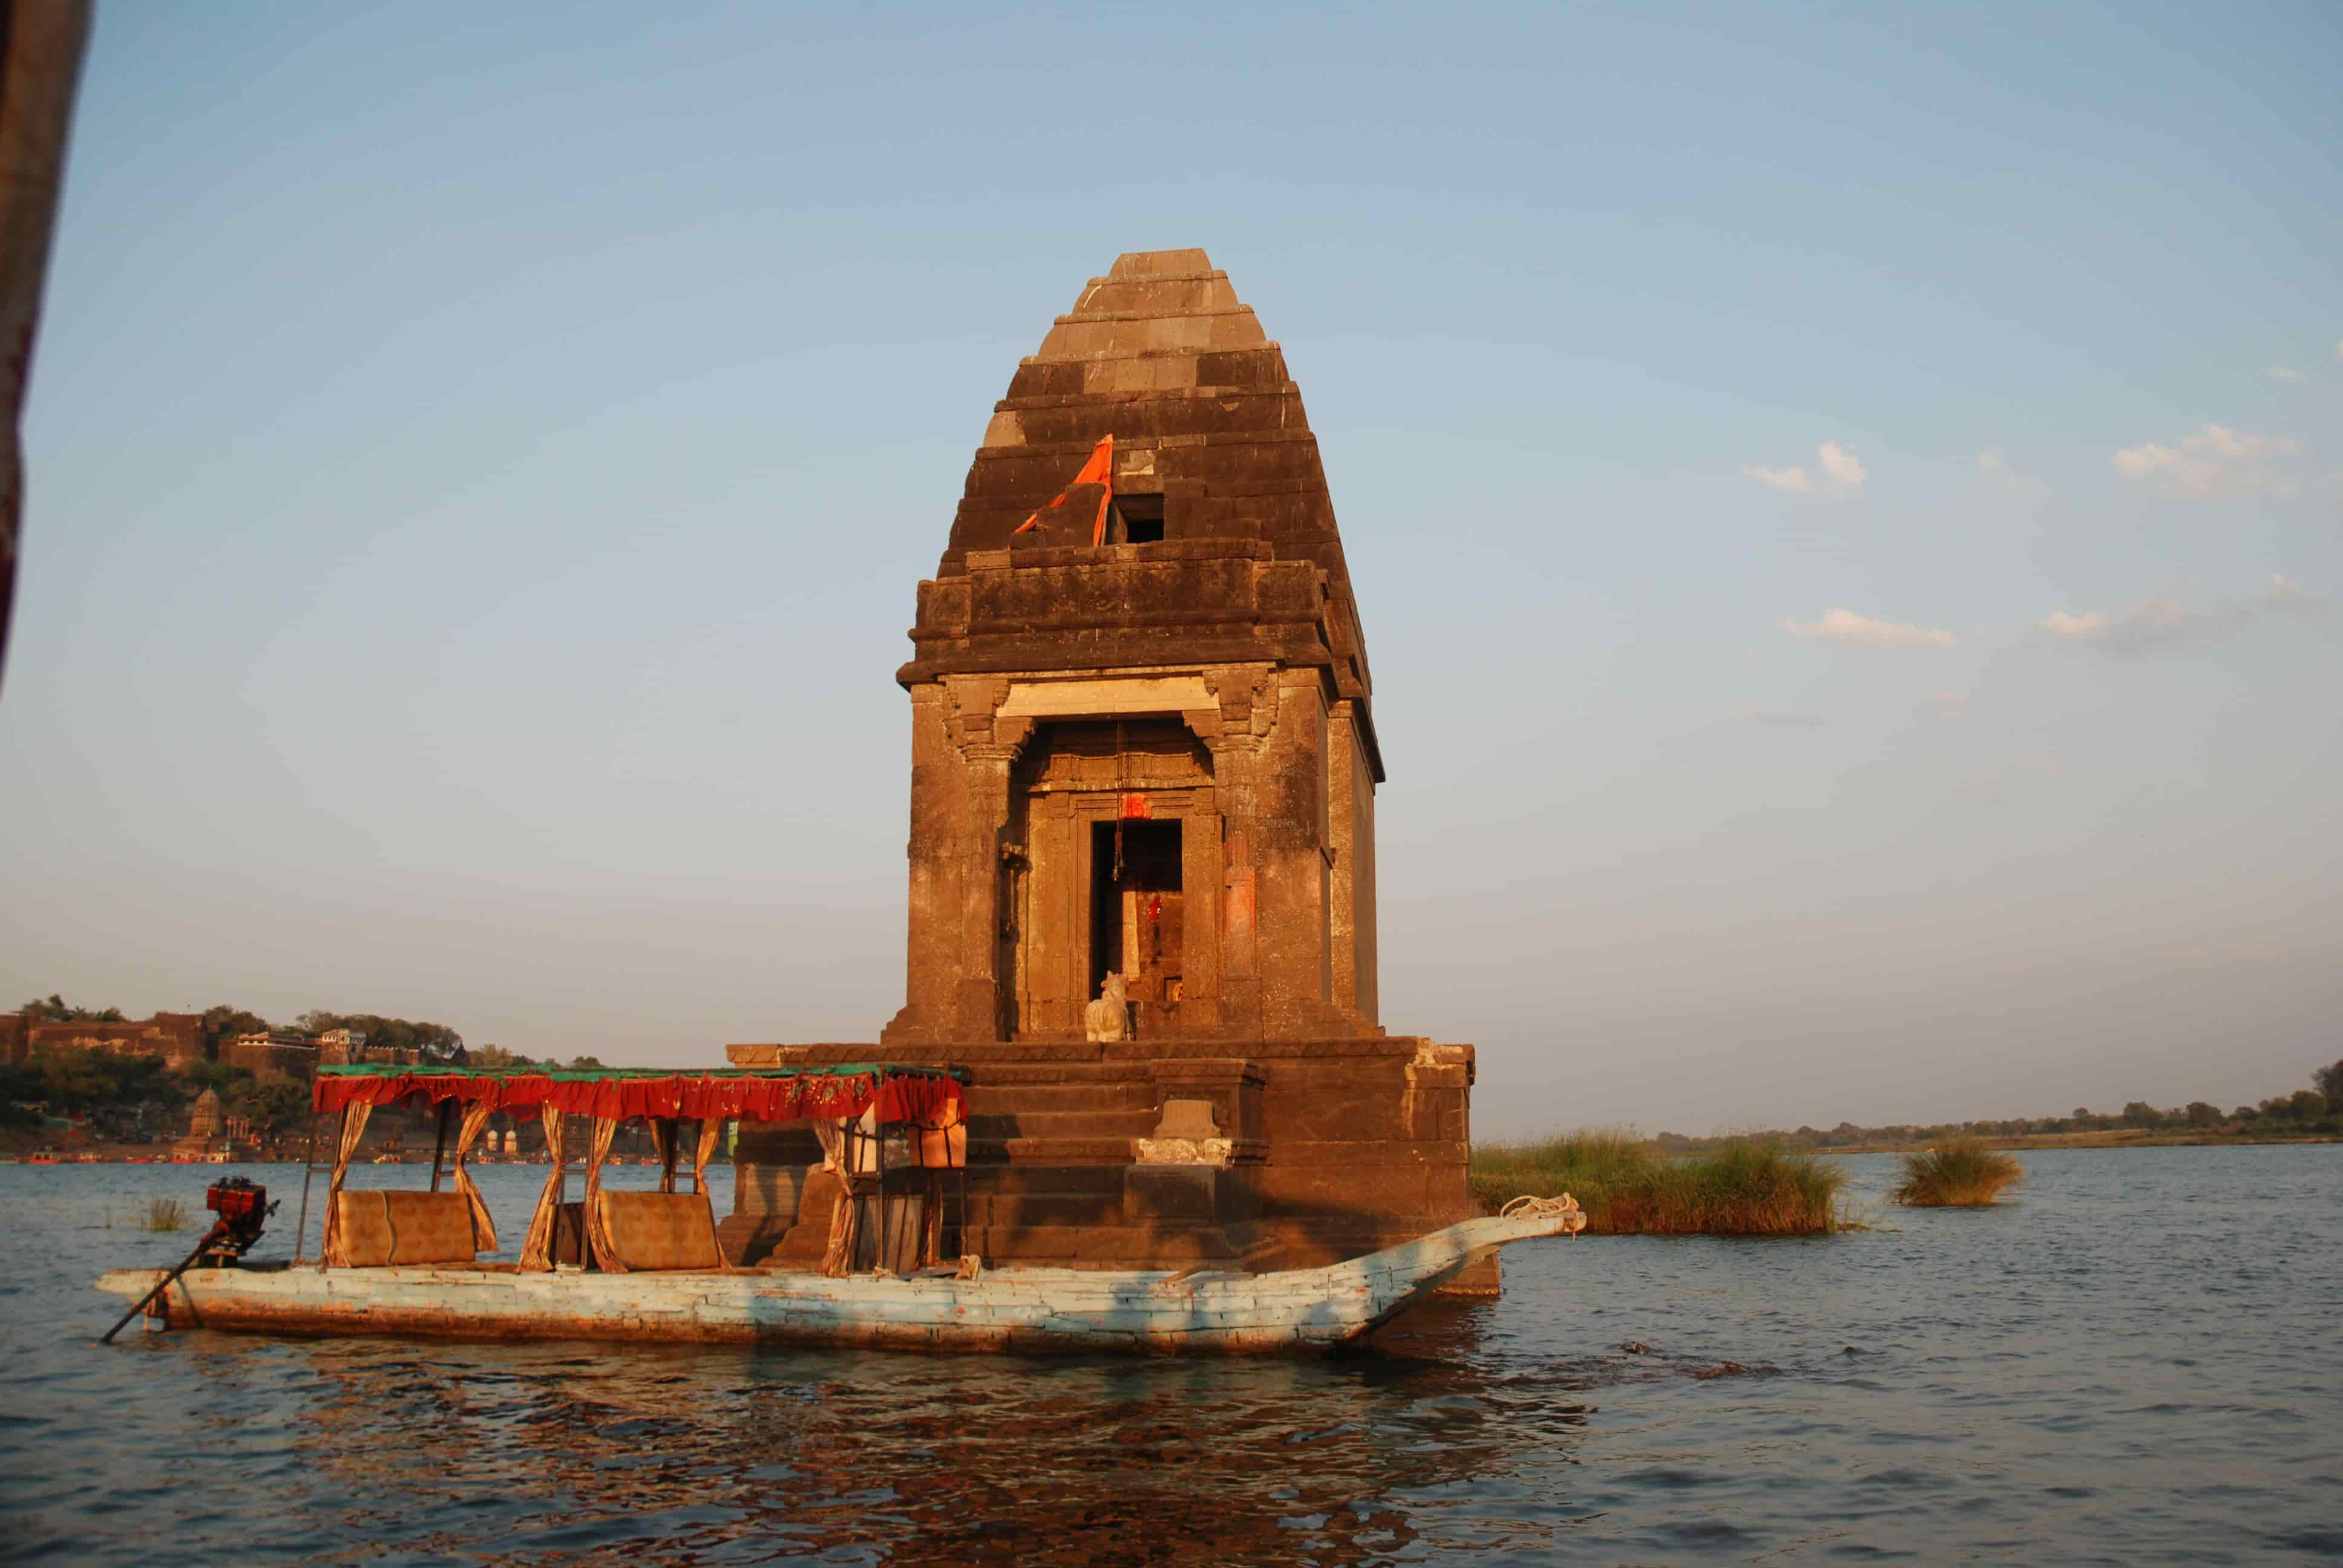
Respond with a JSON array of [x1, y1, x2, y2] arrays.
[[333, 1190, 480, 1266], [592, 1190, 724, 1271]]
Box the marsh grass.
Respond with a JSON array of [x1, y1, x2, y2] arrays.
[[142, 1197, 188, 1232], [1892, 1139, 2023, 1206], [1472, 1130, 1844, 1235]]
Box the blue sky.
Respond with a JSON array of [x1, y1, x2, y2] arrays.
[[5, 2, 2337, 1135]]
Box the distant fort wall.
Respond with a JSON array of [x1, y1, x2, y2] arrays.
[[1, 1011, 204, 1069], [0, 1015, 420, 1076]]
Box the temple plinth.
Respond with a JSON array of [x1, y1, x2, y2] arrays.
[[727, 250, 1481, 1284]]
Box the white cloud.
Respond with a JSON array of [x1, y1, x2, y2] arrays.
[[2040, 610, 2108, 639], [1817, 441, 1866, 490], [1742, 440, 1865, 497], [1922, 690, 1966, 722], [2039, 573, 2326, 651], [1728, 708, 1823, 728], [1783, 608, 1955, 646], [2269, 365, 2308, 383], [1740, 463, 1814, 494], [2113, 424, 2300, 498]]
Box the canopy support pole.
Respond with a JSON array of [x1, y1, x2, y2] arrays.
[[427, 1099, 455, 1194], [293, 1106, 323, 1264]]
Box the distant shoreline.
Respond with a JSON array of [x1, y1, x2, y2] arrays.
[[1798, 1129, 2339, 1154]]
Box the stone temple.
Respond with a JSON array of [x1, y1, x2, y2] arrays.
[[726, 249, 1481, 1284]]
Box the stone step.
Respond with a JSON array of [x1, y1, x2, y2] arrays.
[[960, 1164, 1126, 1198], [970, 1135, 1137, 1166], [964, 1082, 1157, 1115], [960, 1192, 1131, 1232], [966, 1109, 1159, 1142], [965, 1062, 1154, 1087]]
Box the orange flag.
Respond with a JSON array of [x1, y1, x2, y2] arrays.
[[1012, 434, 1115, 544]]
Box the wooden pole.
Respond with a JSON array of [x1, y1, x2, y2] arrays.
[[293, 1106, 324, 1264], [428, 1099, 455, 1193], [98, 1226, 221, 1344]]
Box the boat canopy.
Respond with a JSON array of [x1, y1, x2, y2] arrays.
[[304, 1062, 971, 1275], [311, 1062, 968, 1129]]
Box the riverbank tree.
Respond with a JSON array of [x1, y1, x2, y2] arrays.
[[1647, 1060, 2339, 1152]]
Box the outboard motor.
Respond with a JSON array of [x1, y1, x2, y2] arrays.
[[201, 1177, 275, 1264]]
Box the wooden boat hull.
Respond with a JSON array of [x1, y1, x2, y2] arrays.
[[96, 1208, 1579, 1355]]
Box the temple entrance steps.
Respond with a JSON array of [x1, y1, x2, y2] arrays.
[[967, 1079, 1157, 1115], [962, 1058, 1163, 1156]]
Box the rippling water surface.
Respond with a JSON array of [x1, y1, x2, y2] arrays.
[[4, 1147, 2339, 1564]]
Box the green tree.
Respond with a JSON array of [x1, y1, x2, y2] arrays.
[[2184, 1102, 2223, 1128], [568, 1054, 607, 1070], [2315, 1060, 2343, 1112], [26, 1045, 179, 1114], [2287, 1089, 2328, 1123], [300, 1011, 465, 1062], [198, 1005, 272, 1056], [19, 993, 125, 1023], [225, 1070, 310, 1137], [2120, 1101, 2166, 1129]]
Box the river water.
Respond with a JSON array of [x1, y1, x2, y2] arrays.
[[2, 1146, 2338, 1564]]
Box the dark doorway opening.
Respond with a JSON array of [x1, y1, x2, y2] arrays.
[[1090, 819, 1182, 1030], [1107, 493, 1165, 544]]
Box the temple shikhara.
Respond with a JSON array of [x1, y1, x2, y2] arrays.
[[725, 249, 1482, 1284]]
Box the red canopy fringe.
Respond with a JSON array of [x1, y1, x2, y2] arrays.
[[312, 1070, 964, 1129]]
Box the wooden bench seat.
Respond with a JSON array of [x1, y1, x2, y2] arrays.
[[592, 1190, 724, 1271], [333, 1190, 481, 1266]]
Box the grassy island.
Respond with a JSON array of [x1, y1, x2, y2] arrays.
[[1472, 1131, 1846, 1235], [1892, 1139, 2023, 1206]]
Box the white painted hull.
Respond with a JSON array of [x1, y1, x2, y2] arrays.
[[96, 1209, 1578, 1355]]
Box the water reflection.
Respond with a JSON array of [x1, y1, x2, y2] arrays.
[[283, 1315, 1594, 1565]]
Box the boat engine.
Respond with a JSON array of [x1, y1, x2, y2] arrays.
[[201, 1177, 276, 1263]]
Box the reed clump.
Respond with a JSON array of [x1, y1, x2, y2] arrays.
[[1472, 1131, 1843, 1235], [1892, 1138, 2023, 1206], [142, 1197, 188, 1232]]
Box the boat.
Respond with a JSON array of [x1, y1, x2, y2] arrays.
[[94, 1200, 1579, 1353], [92, 1062, 1584, 1356]]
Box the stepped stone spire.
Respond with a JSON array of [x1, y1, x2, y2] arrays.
[[902, 248, 1375, 742]]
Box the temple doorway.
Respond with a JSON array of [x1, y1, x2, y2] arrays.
[[1090, 818, 1183, 1034]]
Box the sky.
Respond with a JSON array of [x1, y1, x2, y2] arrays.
[[4, 2, 2338, 1138]]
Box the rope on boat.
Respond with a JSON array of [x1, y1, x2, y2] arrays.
[[1500, 1193, 1588, 1233]]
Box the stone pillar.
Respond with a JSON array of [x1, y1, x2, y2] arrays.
[[885, 678, 1027, 1044], [1202, 713, 1266, 1039], [1326, 698, 1378, 1025], [1196, 664, 1361, 1040]]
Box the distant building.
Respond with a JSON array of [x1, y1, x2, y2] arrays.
[[3, 1011, 204, 1069], [172, 1087, 226, 1159], [223, 1031, 320, 1077], [315, 1027, 367, 1065]]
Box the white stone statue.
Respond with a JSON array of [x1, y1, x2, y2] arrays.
[[1084, 972, 1130, 1043]]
